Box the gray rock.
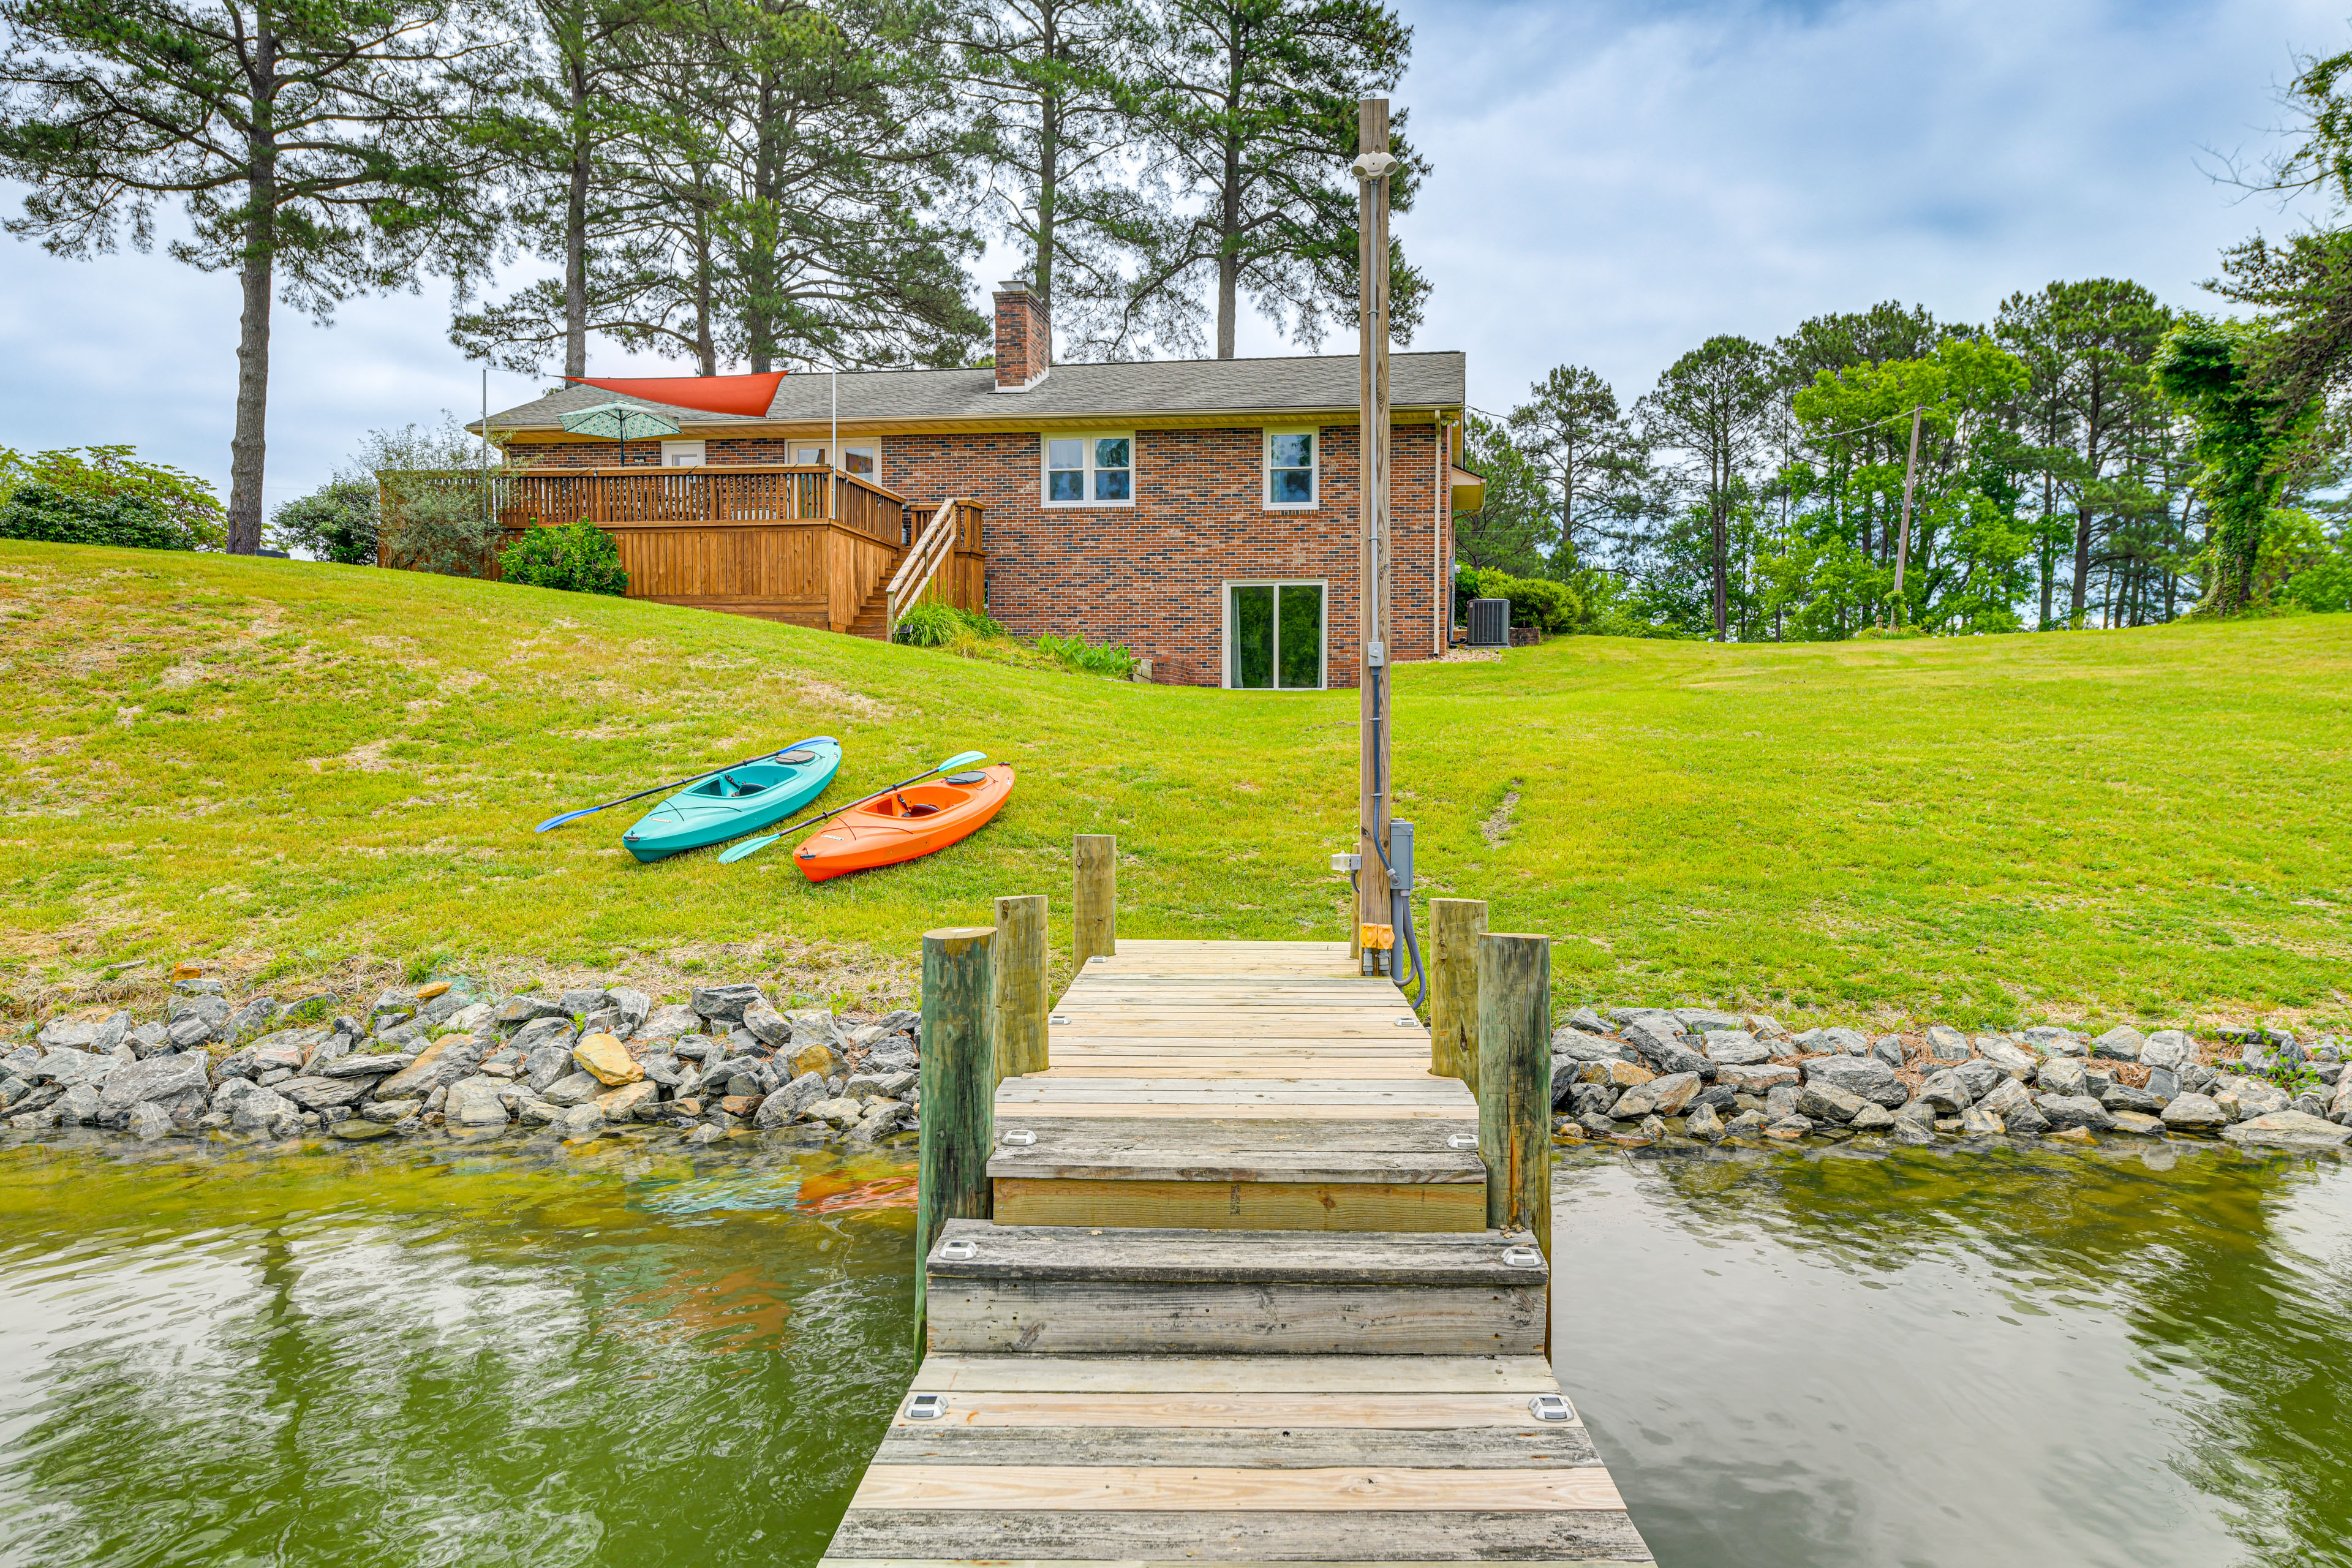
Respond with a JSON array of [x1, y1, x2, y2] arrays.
[[2037, 1058, 2089, 1097], [1816, 1026, 1869, 1055], [1958, 1106, 2003, 1136], [2221, 1110, 2352, 1150], [165, 1012, 217, 1052], [604, 987, 651, 1035], [692, 984, 766, 1023], [1979, 1077, 2035, 1118], [1576, 1110, 1618, 1138], [1744, 1014, 1786, 1038], [90, 1012, 132, 1054], [2218, 1075, 2292, 1117], [847, 1098, 911, 1142], [1609, 1006, 1682, 1031], [2146, 1068, 2180, 1101], [1686, 1102, 1725, 1142], [1724, 1109, 1769, 1137], [232, 1087, 296, 1134], [168, 992, 233, 1036], [1700, 1030, 1770, 1065], [58, 1082, 104, 1124], [225, 997, 276, 1041], [2107, 1110, 2165, 1136], [1569, 1083, 1620, 1118], [1613, 1072, 1700, 1120], [639, 1003, 703, 1041], [1765, 1084, 1803, 1121], [844, 1068, 917, 1102], [2160, 1093, 2227, 1131], [320, 1052, 412, 1079], [1551, 1027, 1637, 1063], [37, 1019, 100, 1051], [522, 1040, 576, 1093], [542, 1071, 601, 1107], [447, 1077, 515, 1126], [1915, 1070, 1972, 1114], [2101, 1084, 2168, 1115], [2141, 1030, 2193, 1071], [1872, 1035, 1905, 1070], [509, 1016, 576, 1056], [1566, 1006, 1611, 1035], [1849, 1102, 1895, 1131], [743, 1001, 793, 1049], [1, 1043, 40, 1077], [1797, 1082, 1864, 1122], [554, 1103, 605, 1135], [1924, 1024, 1970, 1060], [2037, 1093, 2114, 1131], [2005, 1101, 2052, 1136], [2023, 1025, 2078, 1054], [1893, 1098, 1937, 1130], [2091, 1026, 2145, 1061], [754, 1072, 829, 1128], [363, 1099, 422, 1123], [1888, 1119, 1938, 1145], [1980, 1039, 2038, 1079], [126, 1101, 175, 1139], [0, 1076, 29, 1110], [1673, 1008, 1743, 1033], [276, 1075, 374, 1110], [1623, 1021, 1708, 1078], [97, 1052, 210, 1119], [551, 986, 603, 1017], [1789, 1027, 1826, 1052], [31, 1049, 119, 1088], [496, 995, 570, 1027], [1801, 1054, 1907, 1107], [1949, 1059, 2002, 1100], [1764, 1115, 1814, 1139]]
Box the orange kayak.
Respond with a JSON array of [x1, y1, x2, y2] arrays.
[[793, 764, 1014, 882]]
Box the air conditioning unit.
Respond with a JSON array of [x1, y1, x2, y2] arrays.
[[1467, 597, 1510, 647]]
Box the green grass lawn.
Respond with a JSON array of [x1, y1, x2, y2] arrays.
[[4, 540, 2348, 1033]]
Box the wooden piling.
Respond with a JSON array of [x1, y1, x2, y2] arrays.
[[991, 894, 1049, 1080], [916, 925, 995, 1336], [1074, 834, 1116, 963], [1429, 898, 1487, 1088], [1476, 932, 1552, 1278]]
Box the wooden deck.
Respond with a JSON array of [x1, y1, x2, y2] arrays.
[[824, 939, 1653, 1567]]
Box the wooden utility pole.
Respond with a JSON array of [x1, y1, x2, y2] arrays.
[[1891, 404, 1923, 628], [1354, 97, 1394, 969]]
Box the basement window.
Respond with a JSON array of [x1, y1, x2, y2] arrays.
[[1044, 433, 1134, 507]]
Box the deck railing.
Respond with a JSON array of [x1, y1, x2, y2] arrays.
[[885, 498, 982, 638], [492, 464, 907, 542]]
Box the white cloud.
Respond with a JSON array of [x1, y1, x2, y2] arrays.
[[0, 0, 2341, 508]]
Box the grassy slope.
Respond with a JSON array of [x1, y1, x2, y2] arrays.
[[4, 540, 2349, 1032]]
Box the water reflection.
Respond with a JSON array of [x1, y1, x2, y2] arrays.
[[1555, 1142, 2352, 1568], [0, 1137, 919, 1568]]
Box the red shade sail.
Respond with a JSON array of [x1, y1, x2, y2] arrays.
[[564, 371, 786, 418]]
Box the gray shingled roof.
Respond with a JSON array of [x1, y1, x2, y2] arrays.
[[479, 350, 1466, 431]]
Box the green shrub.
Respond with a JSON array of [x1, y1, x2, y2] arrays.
[[499, 519, 628, 595], [1036, 630, 1139, 677], [379, 477, 499, 577], [0, 445, 225, 548], [270, 478, 379, 565], [895, 602, 1005, 646], [0, 483, 203, 551], [1455, 566, 1583, 634]]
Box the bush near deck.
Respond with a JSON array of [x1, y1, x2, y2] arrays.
[[2, 539, 2348, 1031]]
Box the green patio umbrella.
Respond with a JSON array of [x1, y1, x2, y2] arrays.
[[559, 399, 681, 466]]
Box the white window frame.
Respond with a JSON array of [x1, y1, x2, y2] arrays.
[[1041, 431, 1136, 508], [1221, 578, 1329, 692], [660, 439, 707, 467], [1262, 428, 1319, 510], [793, 444, 826, 466], [840, 442, 878, 478]]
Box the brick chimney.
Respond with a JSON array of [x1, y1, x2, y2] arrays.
[[992, 281, 1051, 391]]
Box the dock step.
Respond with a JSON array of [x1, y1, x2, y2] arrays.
[[824, 1354, 1652, 1566], [989, 1115, 1487, 1232], [924, 1222, 1547, 1356]]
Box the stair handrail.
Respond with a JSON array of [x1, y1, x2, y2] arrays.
[[884, 497, 966, 641]]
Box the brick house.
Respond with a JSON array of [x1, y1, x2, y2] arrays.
[[477, 284, 1476, 688]]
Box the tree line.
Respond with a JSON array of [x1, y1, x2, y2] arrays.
[[0, 0, 1417, 551], [1458, 36, 2352, 641]]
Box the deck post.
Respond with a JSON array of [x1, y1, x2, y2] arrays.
[[1430, 899, 1487, 1088], [1477, 932, 1551, 1301], [916, 925, 995, 1341], [1074, 834, 1116, 963], [991, 894, 1049, 1080]]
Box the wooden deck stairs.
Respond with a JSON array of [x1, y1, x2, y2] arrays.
[[823, 938, 1653, 1568]]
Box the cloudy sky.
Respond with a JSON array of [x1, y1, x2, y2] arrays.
[[0, 0, 2341, 514]]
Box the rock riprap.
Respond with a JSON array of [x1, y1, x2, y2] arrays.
[[4, 979, 924, 1150], [1550, 1006, 2348, 1153]]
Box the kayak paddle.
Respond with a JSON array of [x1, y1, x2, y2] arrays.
[[718, 750, 986, 864], [534, 736, 832, 833]]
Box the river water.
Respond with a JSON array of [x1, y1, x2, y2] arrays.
[[1, 1134, 2345, 1568]]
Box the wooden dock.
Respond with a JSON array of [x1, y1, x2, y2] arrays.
[[824, 937, 1653, 1568]]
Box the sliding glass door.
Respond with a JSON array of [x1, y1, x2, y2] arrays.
[[1227, 582, 1325, 690]]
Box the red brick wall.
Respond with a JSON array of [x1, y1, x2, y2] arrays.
[[885, 424, 1445, 688]]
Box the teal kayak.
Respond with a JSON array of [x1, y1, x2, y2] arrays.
[[622, 737, 841, 862]]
